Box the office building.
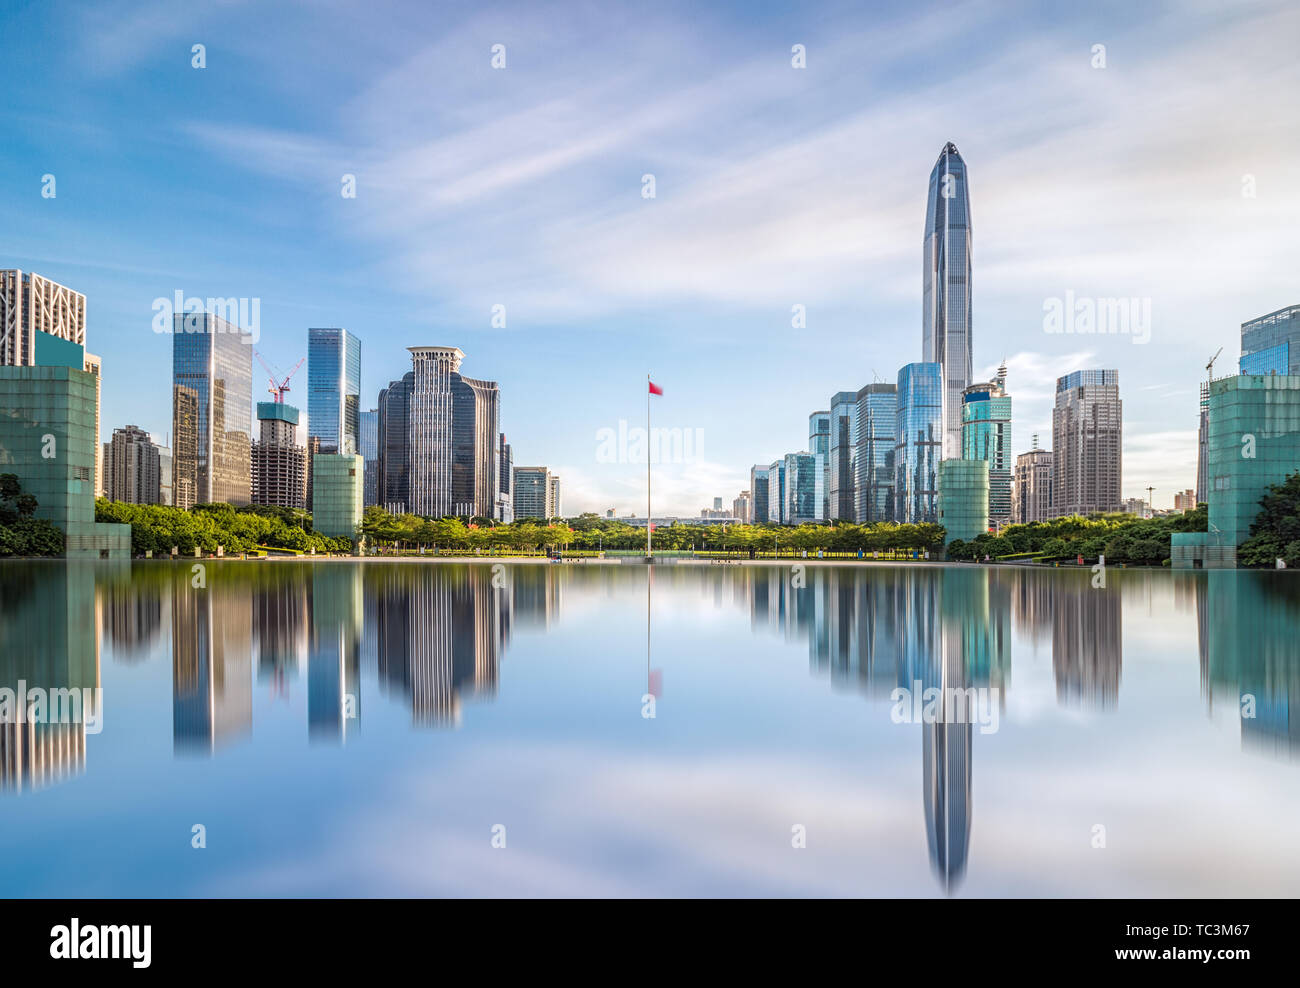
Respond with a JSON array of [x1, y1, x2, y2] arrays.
[[0, 333, 130, 558], [377, 371, 413, 513], [1013, 445, 1053, 524], [513, 466, 559, 520], [749, 465, 770, 523], [1239, 304, 1300, 376], [251, 402, 307, 510], [784, 451, 821, 524], [1051, 369, 1122, 517], [312, 453, 364, 542], [854, 383, 897, 523], [360, 408, 378, 507], [106, 424, 161, 504], [938, 459, 989, 544], [157, 443, 173, 506], [766, 459, 786, 525], [496, 433, 513, 523], [451, 371, 500, 518], [826, 392, 856, 521], [895, 362, 943, 523], [82, 352, 103, 496], [1172, 374, 1300, 568], [306, 328, 361, 455], [733, 490, 751, 523], [171, 312, 253, 507], [0, 269, 86, 367], [960, 364, 1012, 527], [922, 143, 973, 461]]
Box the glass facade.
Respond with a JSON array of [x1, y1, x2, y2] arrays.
[[359, 409, 378, 506], [808, 411, 830, 522], [895, 362, 943, 524], [854, 383, 897, 523], [784, 451, 819, 524], [172, 313, 253, 506], [307, 328, 361, 455], [827, 391, 857, 521], [960, 375, 1012, 527], [922, 142, 973, 461], [311, 453, 364, 542], [766, 460, 786, 525], [938, 459, 990, 544], [749, 465, 770, 523], [377, 372, 413, 512], [1239, 305, 1300, 375]]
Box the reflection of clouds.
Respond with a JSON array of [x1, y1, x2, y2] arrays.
[[205, 741, 1300, 897]]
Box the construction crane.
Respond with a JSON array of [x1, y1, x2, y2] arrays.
[[254, 351, 305, 404], [1206, 346, 1223, 381]]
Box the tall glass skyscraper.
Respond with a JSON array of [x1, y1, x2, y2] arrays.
[[1239, 304, 1300, 375], [377, 371, 414, 512], [749, 464, 770, 523], [895, 362, 943, 523], [922, 142, 973, 461], [307, 328, 361, 455], [784, 451, 820, 524], [960, 364, 1012, 527], [172, 312, 253, 507], [854, 383, 898, 523], [808, 411, 830, 522], [766, 460, 786, 525], [827, 391, 858, 521]]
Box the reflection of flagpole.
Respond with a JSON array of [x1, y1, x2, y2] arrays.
[[646, 373, 652, 558]]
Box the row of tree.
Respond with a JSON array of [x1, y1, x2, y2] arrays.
[[95, 501, 353, 556], [946, 506, 1210, 564]]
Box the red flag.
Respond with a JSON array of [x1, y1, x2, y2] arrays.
[[648, 380, 663, 396]]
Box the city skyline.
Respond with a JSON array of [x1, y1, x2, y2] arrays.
[[3, 1, 1299, 515]]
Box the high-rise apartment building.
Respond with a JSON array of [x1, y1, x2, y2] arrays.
[[1173, 489, 1197, 512], [251, 402, 307, 509], [1051, 369, 1122, 517], [960, 364, 1012, 528], [106, 424, 161, 504], [922, 143, 973, 461], [895, 362, 943, 523], [547, 473, 561, 519], [307, 328, 361, 455], [1012, 445, 1053, 524], [733, 490, 751, 523], [171, 312, 253, 507], [854, 383, 897, 523]]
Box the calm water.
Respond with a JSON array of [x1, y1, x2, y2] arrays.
[[1, 558, 1297, 898]]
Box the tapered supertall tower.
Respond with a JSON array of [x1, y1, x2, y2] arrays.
[[922, 142, 973, 461]]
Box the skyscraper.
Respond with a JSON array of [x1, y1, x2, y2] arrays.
[[1239, 304, 1300, 375], [497, 433, 513, 522], [766, 459, 786, 525], [854, 383, 898, 523], [450, 372, 500, 518], [407, 347, 461, 517], [784, 451, 820, 524], [922, 142, 973, 461], [359, 408, 378, 507], [895, 362, 943, 523], [171, 312, 253, 507], [1013, 444, 1053, 524], [0, 269, 86, 366], [106, 424, 161, 504], [307, 328, 361, 455], [1051, 369, 1122, 517], [808, 410, 830, 522], [377, 371, 414, 513], [749, 465, 770, 523], [960, 364, 1012, 528], [513, 466, 559, 520], [827, 391, 858, 521]]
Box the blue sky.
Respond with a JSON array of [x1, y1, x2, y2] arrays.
[[2, 0, 1297, 513]]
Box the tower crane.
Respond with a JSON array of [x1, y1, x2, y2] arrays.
[[254, 351, 305, 403]]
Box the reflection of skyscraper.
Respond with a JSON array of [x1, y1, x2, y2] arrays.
[[0, 564, 100, 793], [922, 142, 973, 462], [1052, 574, 1122, 708], [172, 576, 252, 754], [375, 564, 512, 726], [1197, 571, 1300, 758], [309, 566, 362, 741], [101, 573, 165, 662], [253, 573, 308, 682]]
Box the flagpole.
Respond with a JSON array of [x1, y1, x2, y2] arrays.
[[646, 373, 652, 558]]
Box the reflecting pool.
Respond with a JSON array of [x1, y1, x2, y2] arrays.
[[1, 559, 1297, 897]]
